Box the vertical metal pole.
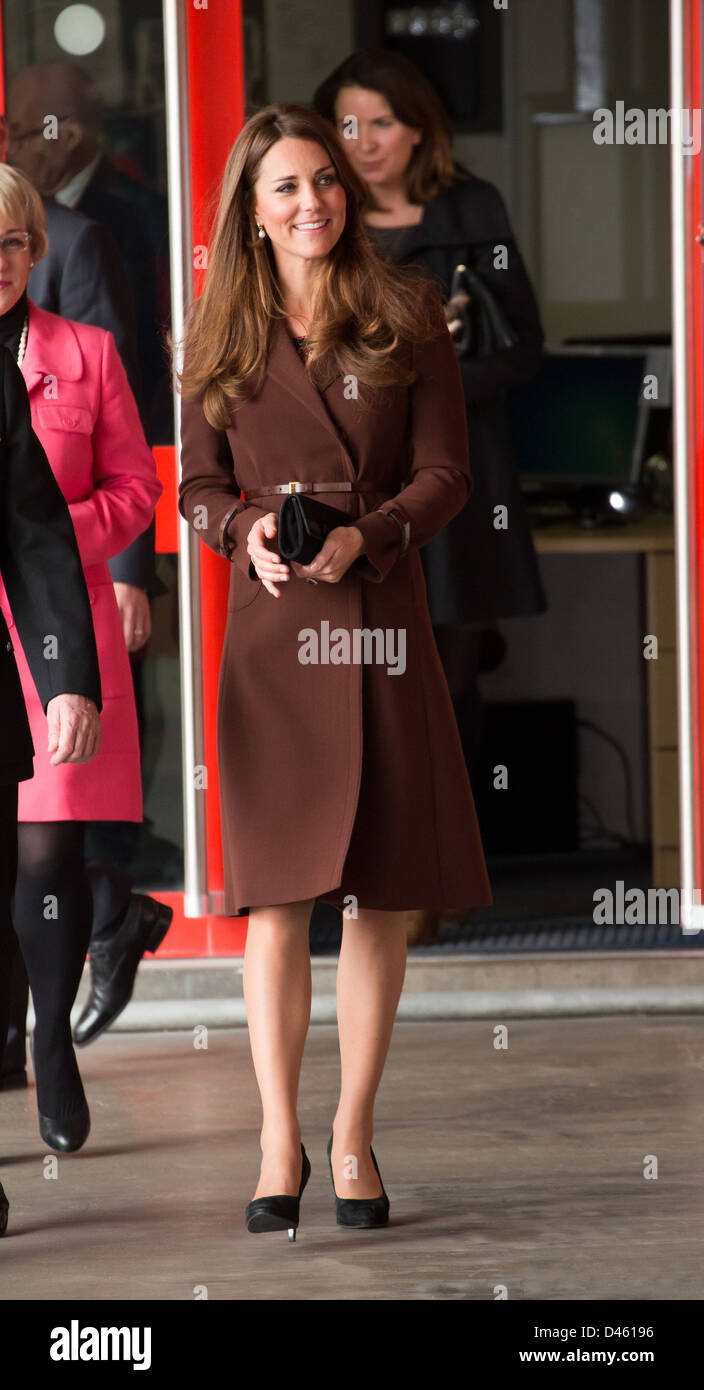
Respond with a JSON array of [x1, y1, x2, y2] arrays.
[[163, 0, 209, 916], [670, 0, 703, 929]]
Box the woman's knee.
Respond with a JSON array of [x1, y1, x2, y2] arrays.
[[247, 899, 316, 934]]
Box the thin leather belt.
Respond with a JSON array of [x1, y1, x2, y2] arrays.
[[242, 480, 384, 500]]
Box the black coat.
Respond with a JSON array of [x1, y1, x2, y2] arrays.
[[375, 174, 547, 624], [0, 347, 101, 785], [29, 198, 165, 599]]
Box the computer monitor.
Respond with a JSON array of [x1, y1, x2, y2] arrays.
[[509, 345, 672, 492]]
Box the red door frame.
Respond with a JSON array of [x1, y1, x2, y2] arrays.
[[685, 0, 704, 900], [156, 0, 248, 955], [672, 0, 704, 923]]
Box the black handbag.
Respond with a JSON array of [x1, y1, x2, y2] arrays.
[[278, 493, 352, 565], [447, 263, 517, 358]]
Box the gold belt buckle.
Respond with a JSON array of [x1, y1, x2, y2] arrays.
[[288, 480, 305, 493]]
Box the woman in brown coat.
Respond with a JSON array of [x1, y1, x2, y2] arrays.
[[177, 104, 492, 1236]]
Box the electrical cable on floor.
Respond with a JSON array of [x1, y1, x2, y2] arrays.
[[577, 718, 638, 844], [578, 792, 633, 848]]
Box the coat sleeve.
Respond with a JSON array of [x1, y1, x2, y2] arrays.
[[33, 212, 164, 596], [107, 517, 167, 596], [0, 348, 102, 714], [457, 182, 544, 403], [178, 397, 270, 578], [66, 329, 163, 568], [353, 285, 472, 584]]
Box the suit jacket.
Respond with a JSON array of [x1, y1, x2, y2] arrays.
[[0, 303, 162, 819], [179, 284, 493, 916], [77, 156, 172, 447], [372, 174, 547, 624], [29, 197, 165, 598], [0, 345, 101, 786]]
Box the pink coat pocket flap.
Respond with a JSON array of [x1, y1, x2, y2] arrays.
[[36, 403, 94, 433]]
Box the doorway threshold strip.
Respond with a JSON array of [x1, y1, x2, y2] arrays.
[[307, 914, 704, 955]]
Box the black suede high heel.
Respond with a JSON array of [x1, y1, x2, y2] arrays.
[[0, 1182, 8, 1236], [245, 1142, 311, 1242], [327, 1134, 390, 1227]]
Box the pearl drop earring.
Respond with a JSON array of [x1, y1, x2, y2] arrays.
[[257, 223, 266, 239]]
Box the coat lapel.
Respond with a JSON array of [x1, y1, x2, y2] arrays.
[[264, 317, 347, 448], [22, 299, 84, 391]]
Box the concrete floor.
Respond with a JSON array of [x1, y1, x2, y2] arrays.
[[1, 1015, 702, 1301]]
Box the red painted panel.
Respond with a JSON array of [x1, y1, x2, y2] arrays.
[[153, 445, 178, 552], [125, 892, 247, 958]]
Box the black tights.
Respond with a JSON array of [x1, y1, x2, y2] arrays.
[[11, 821, 92, 1117], [0, 783, 19, 1075]]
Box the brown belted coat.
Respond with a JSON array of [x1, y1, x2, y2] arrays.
[[178, 286, 493, 915]]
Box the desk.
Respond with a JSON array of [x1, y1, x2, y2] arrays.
[[531, 511, 677, 887]]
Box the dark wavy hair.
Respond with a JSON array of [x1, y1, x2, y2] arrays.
[[313, 48, 468, 205]]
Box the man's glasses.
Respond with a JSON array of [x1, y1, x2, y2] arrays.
[[0, 232, 31, 255]]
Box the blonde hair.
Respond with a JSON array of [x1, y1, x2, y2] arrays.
[[176, 103, 440, 430], [0, 165, 48, 261]]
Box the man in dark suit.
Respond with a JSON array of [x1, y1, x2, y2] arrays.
[[6, 60, 172, 446], [30, 197, 141, 393], [0, 344, 102, 1233], [0, 102, 171, 1073]]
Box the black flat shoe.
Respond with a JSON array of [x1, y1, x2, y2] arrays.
[[327, 1134, 390, 1228], [72, 894, 173, 1047], [245, 1143, 311, 1242], [0, 1182, 8, 1236], [38, 1100, 91, 1153]]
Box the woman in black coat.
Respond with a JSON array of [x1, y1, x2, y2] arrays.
[[314, 50, 547, 787], [0, 344, 102, 1232]]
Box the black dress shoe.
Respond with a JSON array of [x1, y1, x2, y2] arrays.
[[38, 1100, 91, 1153], [0, 1182, 8, 1236], [326, 1134, 390, 1227], [72, 894, 173, 1047], [245, 1143, 311, 1242]]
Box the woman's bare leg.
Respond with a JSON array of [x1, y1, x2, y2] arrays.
[[243, 898, 315, 1199], [331, 909, 408, 1198]]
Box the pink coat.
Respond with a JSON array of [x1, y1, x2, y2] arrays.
[[0, 300, 163, 821]]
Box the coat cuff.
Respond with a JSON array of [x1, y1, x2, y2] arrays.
[[222, 504, 270, 578], [353, 510, 405, 583]]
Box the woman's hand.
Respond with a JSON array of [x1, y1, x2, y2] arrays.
[[46, 695, 102, 765], [113, 582, 151, 652], [444, 290, 469, 339], [292, 526, 365, 585], [246, 512, 290, 597]]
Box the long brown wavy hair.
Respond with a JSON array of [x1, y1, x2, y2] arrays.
[[313, 48, 467, 206], [176, 103, 440, 429]]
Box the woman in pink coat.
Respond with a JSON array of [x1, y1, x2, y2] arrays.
[[0, 167, 162, 1151]]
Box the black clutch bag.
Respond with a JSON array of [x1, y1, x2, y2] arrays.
[[278, 493, 352, 565], [447, 263, 517, 358]]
